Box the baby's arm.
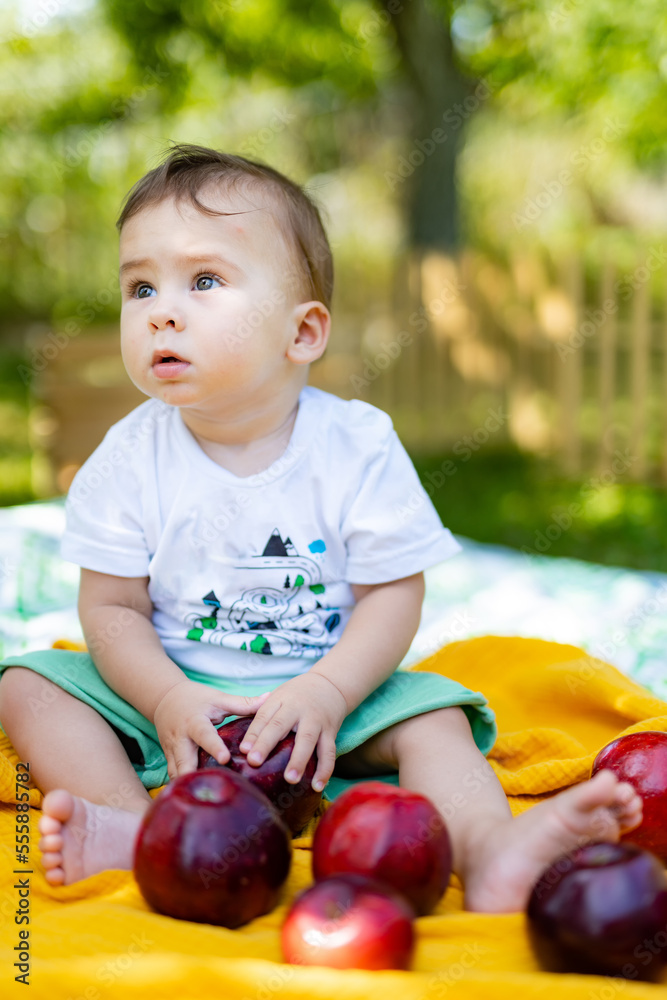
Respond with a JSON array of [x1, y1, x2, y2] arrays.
[[239, 572, 425, 790], [78, 569, 269, 777], [313, 572, 426, 711]]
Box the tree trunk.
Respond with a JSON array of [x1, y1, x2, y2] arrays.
[[381, 0, 473, 251]]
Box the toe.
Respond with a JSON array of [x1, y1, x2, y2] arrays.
[[41, 789, 75, 823], [38, 814, 62, 837], [619, 805, 643, 833], [38, 833, 63, 852], [572, 769, 618, 811], [44, 866, 65, 886], [614, 782, 636, 804], [587, 804, 620, 840], [41, 851, 63, 869]]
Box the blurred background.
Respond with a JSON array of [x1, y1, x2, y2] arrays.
[[2, 0, 667, 569]]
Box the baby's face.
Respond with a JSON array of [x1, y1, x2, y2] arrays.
[[119, 189, 309, 415]]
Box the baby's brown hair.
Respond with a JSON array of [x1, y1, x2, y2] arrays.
[[116, 143, 334, 310]]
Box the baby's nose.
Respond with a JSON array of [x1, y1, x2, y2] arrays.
[[149, 304, 185, 331]]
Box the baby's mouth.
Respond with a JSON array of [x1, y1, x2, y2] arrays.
[[152, 350, 188, 364], [152, 351, 191, 377]]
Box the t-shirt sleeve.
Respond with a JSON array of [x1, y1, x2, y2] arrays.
[[341, 408, 461, 584], [59, 424, 151, 577]]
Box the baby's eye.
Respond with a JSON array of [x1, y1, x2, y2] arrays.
[[194, 274, 221, 291], [133, 283, 155, 299]]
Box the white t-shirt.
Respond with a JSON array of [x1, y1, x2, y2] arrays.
[[61, 385, 461, 684]]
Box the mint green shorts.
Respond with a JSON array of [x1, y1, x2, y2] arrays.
[[0, 650, 496, 802]]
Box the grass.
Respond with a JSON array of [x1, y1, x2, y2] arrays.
[[410, 448, 667, 573]]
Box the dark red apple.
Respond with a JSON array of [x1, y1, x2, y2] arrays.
[[311, 781, 452, 916], [134, 768, 291, 927], [281, 874, 415, 970], [592, 731, 667, 859], [527, 841, 667, 981], [197, 715, 321, 834]]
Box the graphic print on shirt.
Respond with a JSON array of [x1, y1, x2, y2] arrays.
[[185, 529, 342, 657]]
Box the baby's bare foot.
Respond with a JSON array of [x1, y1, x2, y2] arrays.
[[463, 769, 643, 913], [38, 790, 146, 886]]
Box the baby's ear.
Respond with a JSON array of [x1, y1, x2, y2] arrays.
[[287, 301, 330, 364]]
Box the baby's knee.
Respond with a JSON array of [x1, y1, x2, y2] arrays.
[[394, 705, 473, 750], [0, 667, 60, 723]]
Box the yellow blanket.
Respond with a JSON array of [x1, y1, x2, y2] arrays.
[[2, 636, 667, 999]]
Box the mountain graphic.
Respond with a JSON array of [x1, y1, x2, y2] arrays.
[[261, 529, 297, 557]]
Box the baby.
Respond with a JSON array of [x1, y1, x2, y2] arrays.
[[0, 144, 640, 912]]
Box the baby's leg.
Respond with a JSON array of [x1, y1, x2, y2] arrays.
[[0, 666, 151, 884], [336, 707, 642, 913], [0, 667, 152, 810]]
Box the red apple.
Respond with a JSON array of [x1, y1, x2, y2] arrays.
[[311, 781, 452, 916], [592, 731, 667, 859], [527, 841, 667, 981], [197, 715, 322, 834], [281, 874, 415, 970], [134, 768, 291, 927]]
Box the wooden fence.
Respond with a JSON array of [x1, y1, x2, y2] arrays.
[[361, 246, 667, 482], [28, 243, 667, 493]]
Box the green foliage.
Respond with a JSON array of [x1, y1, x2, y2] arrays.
[[446, 0, 667, 171], [3, 0, 665, 331], [0, 350, 33, 506], [411, 447, 667, 572], [0, 0, 407, 336], [103, 0, 383, 104]]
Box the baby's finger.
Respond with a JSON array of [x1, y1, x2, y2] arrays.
[[239, 700, 281, 752], [311, 733, 337, 792], [245, 713, 293, 767], [210, 689, 271, 720], [283, 727, 320, 785], [196, 723, 232, 767], [171, 737, 199, 777], [164, 749, 177, 783]]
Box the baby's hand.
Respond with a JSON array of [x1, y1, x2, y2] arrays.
[[153, 679, 271, 780], [237, 672, 348, 793]]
